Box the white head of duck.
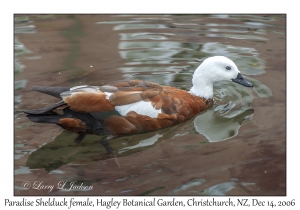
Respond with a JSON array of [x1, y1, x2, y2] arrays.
[[189, 56, 253, 99]]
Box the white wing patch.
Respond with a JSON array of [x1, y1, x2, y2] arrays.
[[104, 92, 113, 100], [115, 101, 161, 118], [70, 85, 88, 91]]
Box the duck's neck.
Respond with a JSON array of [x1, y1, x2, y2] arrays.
[[189, 70, 214, 99]]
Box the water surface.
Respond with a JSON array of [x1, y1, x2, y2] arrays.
[[14, 14, 286, 195]]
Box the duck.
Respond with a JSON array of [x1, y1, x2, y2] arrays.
[[23, 56, 253, 154]]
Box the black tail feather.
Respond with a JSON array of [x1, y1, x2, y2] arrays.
[[23, 101, 66, 115], [32, 86, 70, 99], [26, 114, 61, 124]]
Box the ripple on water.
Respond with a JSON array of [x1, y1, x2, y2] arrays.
[[171, 179, 206, 194], [199, 178, 255, 195], [14, 166, 31, 175]]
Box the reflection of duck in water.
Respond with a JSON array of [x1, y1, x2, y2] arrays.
[[23, 56, 253, 155]]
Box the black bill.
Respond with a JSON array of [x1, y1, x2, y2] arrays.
[[232, 73, 253, 87]]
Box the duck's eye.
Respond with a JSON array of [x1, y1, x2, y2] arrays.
[[226, 66, 231, 70]]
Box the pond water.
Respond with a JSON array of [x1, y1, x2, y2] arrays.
[[14, 14, 286, 196]]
